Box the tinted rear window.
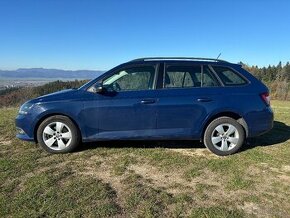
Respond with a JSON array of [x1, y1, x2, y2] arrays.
[[164, 65, 220, 88], [164, 65, 201, 88], [212, 66, 248, 86]]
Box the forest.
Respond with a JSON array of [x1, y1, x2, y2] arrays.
[[242, 62, 290, 100], [0, 61, 289, 108]]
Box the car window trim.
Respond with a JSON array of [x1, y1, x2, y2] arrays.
[[209, 64, 250, 87], [205, 65, 224, 87], [163, 62, 202, 89], [156, 62, 164, 89], [163, 62, 222, 89], [87, 63, 159, 93]]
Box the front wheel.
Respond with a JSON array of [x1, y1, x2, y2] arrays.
[[203, 117, 245, 156], [37, 115, 80, 153]]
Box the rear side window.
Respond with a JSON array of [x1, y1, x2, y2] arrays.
[[202, 66, 220, 87], [164, 65, 219, 88], [164, 65, 201, 88], [212, 66, 248, 86]]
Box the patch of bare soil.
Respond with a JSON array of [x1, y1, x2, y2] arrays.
[[169, 148, 218, 158], [0, 139, 11, 145], [74, 155, 126, 210], [128, 162, 260, 214], [267, 166, 290, 184], [127, 161, 290, 217], [128, 164, 187, 190], [77, 165, 123, 193], [238, 202, 269, 218], [129, 163, 217, 194], [281, 165, 290, 172], [277, 174, 290, 182], [243, 164, 290, 217]]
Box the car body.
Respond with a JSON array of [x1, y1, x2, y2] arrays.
[[16, 57, 274, 155]]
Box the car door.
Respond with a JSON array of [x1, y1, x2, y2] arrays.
[[82, 64, 158, 141], [154, 62, 221, 139]]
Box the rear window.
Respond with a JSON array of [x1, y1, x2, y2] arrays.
[[212, 66, 248, 86]]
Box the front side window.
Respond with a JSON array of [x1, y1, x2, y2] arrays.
[[164, 65, 219, 88], [212, 66, 248, 86], [103, 66, 155, 91]]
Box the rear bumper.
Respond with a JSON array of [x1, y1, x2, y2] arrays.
[[245, 106, 274, 137]]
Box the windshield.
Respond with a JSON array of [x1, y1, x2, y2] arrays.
[[78, 71, 106, 90]]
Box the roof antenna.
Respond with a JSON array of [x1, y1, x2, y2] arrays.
[[216, 53, 221, 61]]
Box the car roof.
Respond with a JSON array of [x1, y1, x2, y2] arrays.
[[126, 57, 240, 67], [79, 57, 244, 91]]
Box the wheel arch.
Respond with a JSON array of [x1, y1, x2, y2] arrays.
[[201, 111, 249, 141], [34, 113, 82, 143]]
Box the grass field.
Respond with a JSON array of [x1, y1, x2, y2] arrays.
[[1, 100, 290, 217]]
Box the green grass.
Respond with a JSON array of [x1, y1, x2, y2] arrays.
[[1, 100, 290, 217], [112, 155, 138, 176], [226, 174, 254, 190], [122, 172, 174, 217], [2, 174, 119, 217]]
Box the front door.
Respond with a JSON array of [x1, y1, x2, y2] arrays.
[[83, 64, 158, 140]]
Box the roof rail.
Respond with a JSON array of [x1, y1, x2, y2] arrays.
[[129, 57, 229, 63]]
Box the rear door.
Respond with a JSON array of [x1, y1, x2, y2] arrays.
[[155, 62, 221, 139]]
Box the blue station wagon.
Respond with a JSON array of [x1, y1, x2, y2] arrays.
[[16, 57, 274, 156]]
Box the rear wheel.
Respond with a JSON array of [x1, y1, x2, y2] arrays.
[[203, 117, 245, 156], [37, 115, 80, 153]]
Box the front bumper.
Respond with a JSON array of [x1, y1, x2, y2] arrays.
[[15, 114, 36, 142], [16, 133, 34, 141]]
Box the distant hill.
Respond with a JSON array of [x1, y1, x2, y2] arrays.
[[0, 80, 89, 107], [0, 68, 104, 79]]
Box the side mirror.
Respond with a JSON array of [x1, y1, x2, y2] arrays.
[[92, 83, 106, 94]]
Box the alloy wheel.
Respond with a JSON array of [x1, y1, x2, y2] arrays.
[[211, 123, 239, 151], [42, 121, 72, 151]]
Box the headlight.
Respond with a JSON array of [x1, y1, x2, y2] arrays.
[[19, 102, 34, 115]]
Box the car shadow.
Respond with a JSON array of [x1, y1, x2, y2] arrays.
[[76, 140, 205, 152], [242, 121, 290, 151], [75, 121, 290, 153]]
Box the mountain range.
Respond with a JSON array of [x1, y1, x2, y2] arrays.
[[0, 68, 104, 79]]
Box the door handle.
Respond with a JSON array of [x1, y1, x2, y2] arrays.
[[197, 98, 213, 102], [140, 99, 156, 104]]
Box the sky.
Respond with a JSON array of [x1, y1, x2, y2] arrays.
[[0, 0, 289, 70]]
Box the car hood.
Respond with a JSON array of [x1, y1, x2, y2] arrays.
[[29, 89, 80, 104]]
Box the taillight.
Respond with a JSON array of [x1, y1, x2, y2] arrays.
[[260, 92, 270, 106]]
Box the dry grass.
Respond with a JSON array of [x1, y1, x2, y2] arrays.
[[1, 100, 290, 217]]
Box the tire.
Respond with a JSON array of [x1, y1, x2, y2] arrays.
[[203, 117, 245, 156], [37, 115, 80, 154]]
